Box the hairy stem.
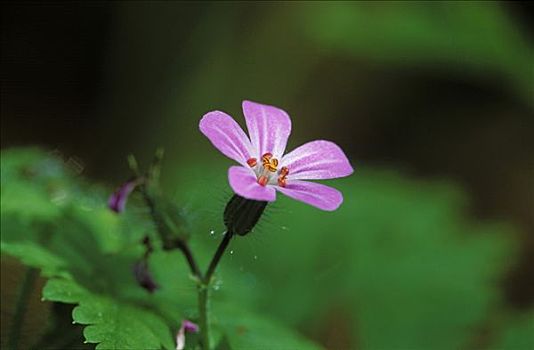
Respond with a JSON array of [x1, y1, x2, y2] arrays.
[[140, 176, 234, 349], [198, 231, 234, 349], [176, 240, 202, 278], [198, 284, 209, 349], [204, 231, 233, 284]]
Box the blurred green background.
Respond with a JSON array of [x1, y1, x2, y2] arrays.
[[1, 1, 533, 349]]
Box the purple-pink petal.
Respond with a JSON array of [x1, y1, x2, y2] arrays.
[[281, 140, 353, 180], [276, 180, 343, 211], [182, 320, 199, 333], [228, 166, 276, 202], [199, 111, 252, 166], [242, 100, 291, 159], [176, 320, 199, 350], [108, 180, 137, 213]]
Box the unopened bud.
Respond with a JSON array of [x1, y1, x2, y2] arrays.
[[133, 260, 158, 293], [108, 179, 139, 213]]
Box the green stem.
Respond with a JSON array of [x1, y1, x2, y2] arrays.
[[8, 267, 39, 350], [176, 240, 202, 278], [137, 163, 234, 349], [198, 284, 210, 350], [198, 231, 234, 350], [204, 232, 233, 284]]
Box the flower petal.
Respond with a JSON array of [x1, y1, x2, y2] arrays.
[[176, 320, 198, 350], [281, 140, 353, 180], [200, 111, 252, 166], [276, 180, 343, 211], [228, 166, 276, 202], [108, 180, 138, 213], [243, 100, 291, 159], [182, 320, 199, 333]]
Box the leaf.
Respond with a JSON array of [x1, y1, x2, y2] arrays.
[[43, 279, 175, 350], [1, 148, 195, 349]]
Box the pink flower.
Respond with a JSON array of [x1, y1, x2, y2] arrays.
[[176, 320, 199, 350], [108, 179, 138, 213], [200, 101, 353, 211]]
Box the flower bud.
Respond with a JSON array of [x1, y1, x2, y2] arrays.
[[176, 319, 199, 350], [133, 260, 158, 293], [108, 179, 138, 213], [148, 195, 191, 248], [223, 194, 267, 236]]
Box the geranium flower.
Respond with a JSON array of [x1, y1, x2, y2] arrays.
[[200, 101, 353, 210]]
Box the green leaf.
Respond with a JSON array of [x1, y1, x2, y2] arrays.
[[1, 148, 195, 349], [43, 278, 175, 350]]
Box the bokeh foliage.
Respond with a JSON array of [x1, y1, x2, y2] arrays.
[[302, 2, 534, 98], [2, 148, 532, 349], [1, 149, 319, 349], [94, 1, 533, 170]]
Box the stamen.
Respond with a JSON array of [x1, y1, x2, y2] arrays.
[[247, 158, 257, 167], [265, 159, 278, 172], [276, 166, 289, 188], [257, 175, 268, 187], [261, 153, 273, 162]]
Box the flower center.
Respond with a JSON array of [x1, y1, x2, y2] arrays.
[[247, 153, 289, 187]]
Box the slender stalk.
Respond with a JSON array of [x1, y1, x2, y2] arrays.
[[138, 167, 233, 349], [197, 284, 209, 350], [204, 231, 233, 284], [130, 154, 236, 349], [176, 240, 202, 278], [198, 231, 234, 349], [8, 267, 39, 350]]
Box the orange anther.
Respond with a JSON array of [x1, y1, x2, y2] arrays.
[[261, 153, 273, 162], [257, 175, 269, 187], [279, 166, 289, 177], [247, 158, 257, 167], [277, 177, 287, 187], [261, 153, 279, 172], [266, 164, 277, 172]]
